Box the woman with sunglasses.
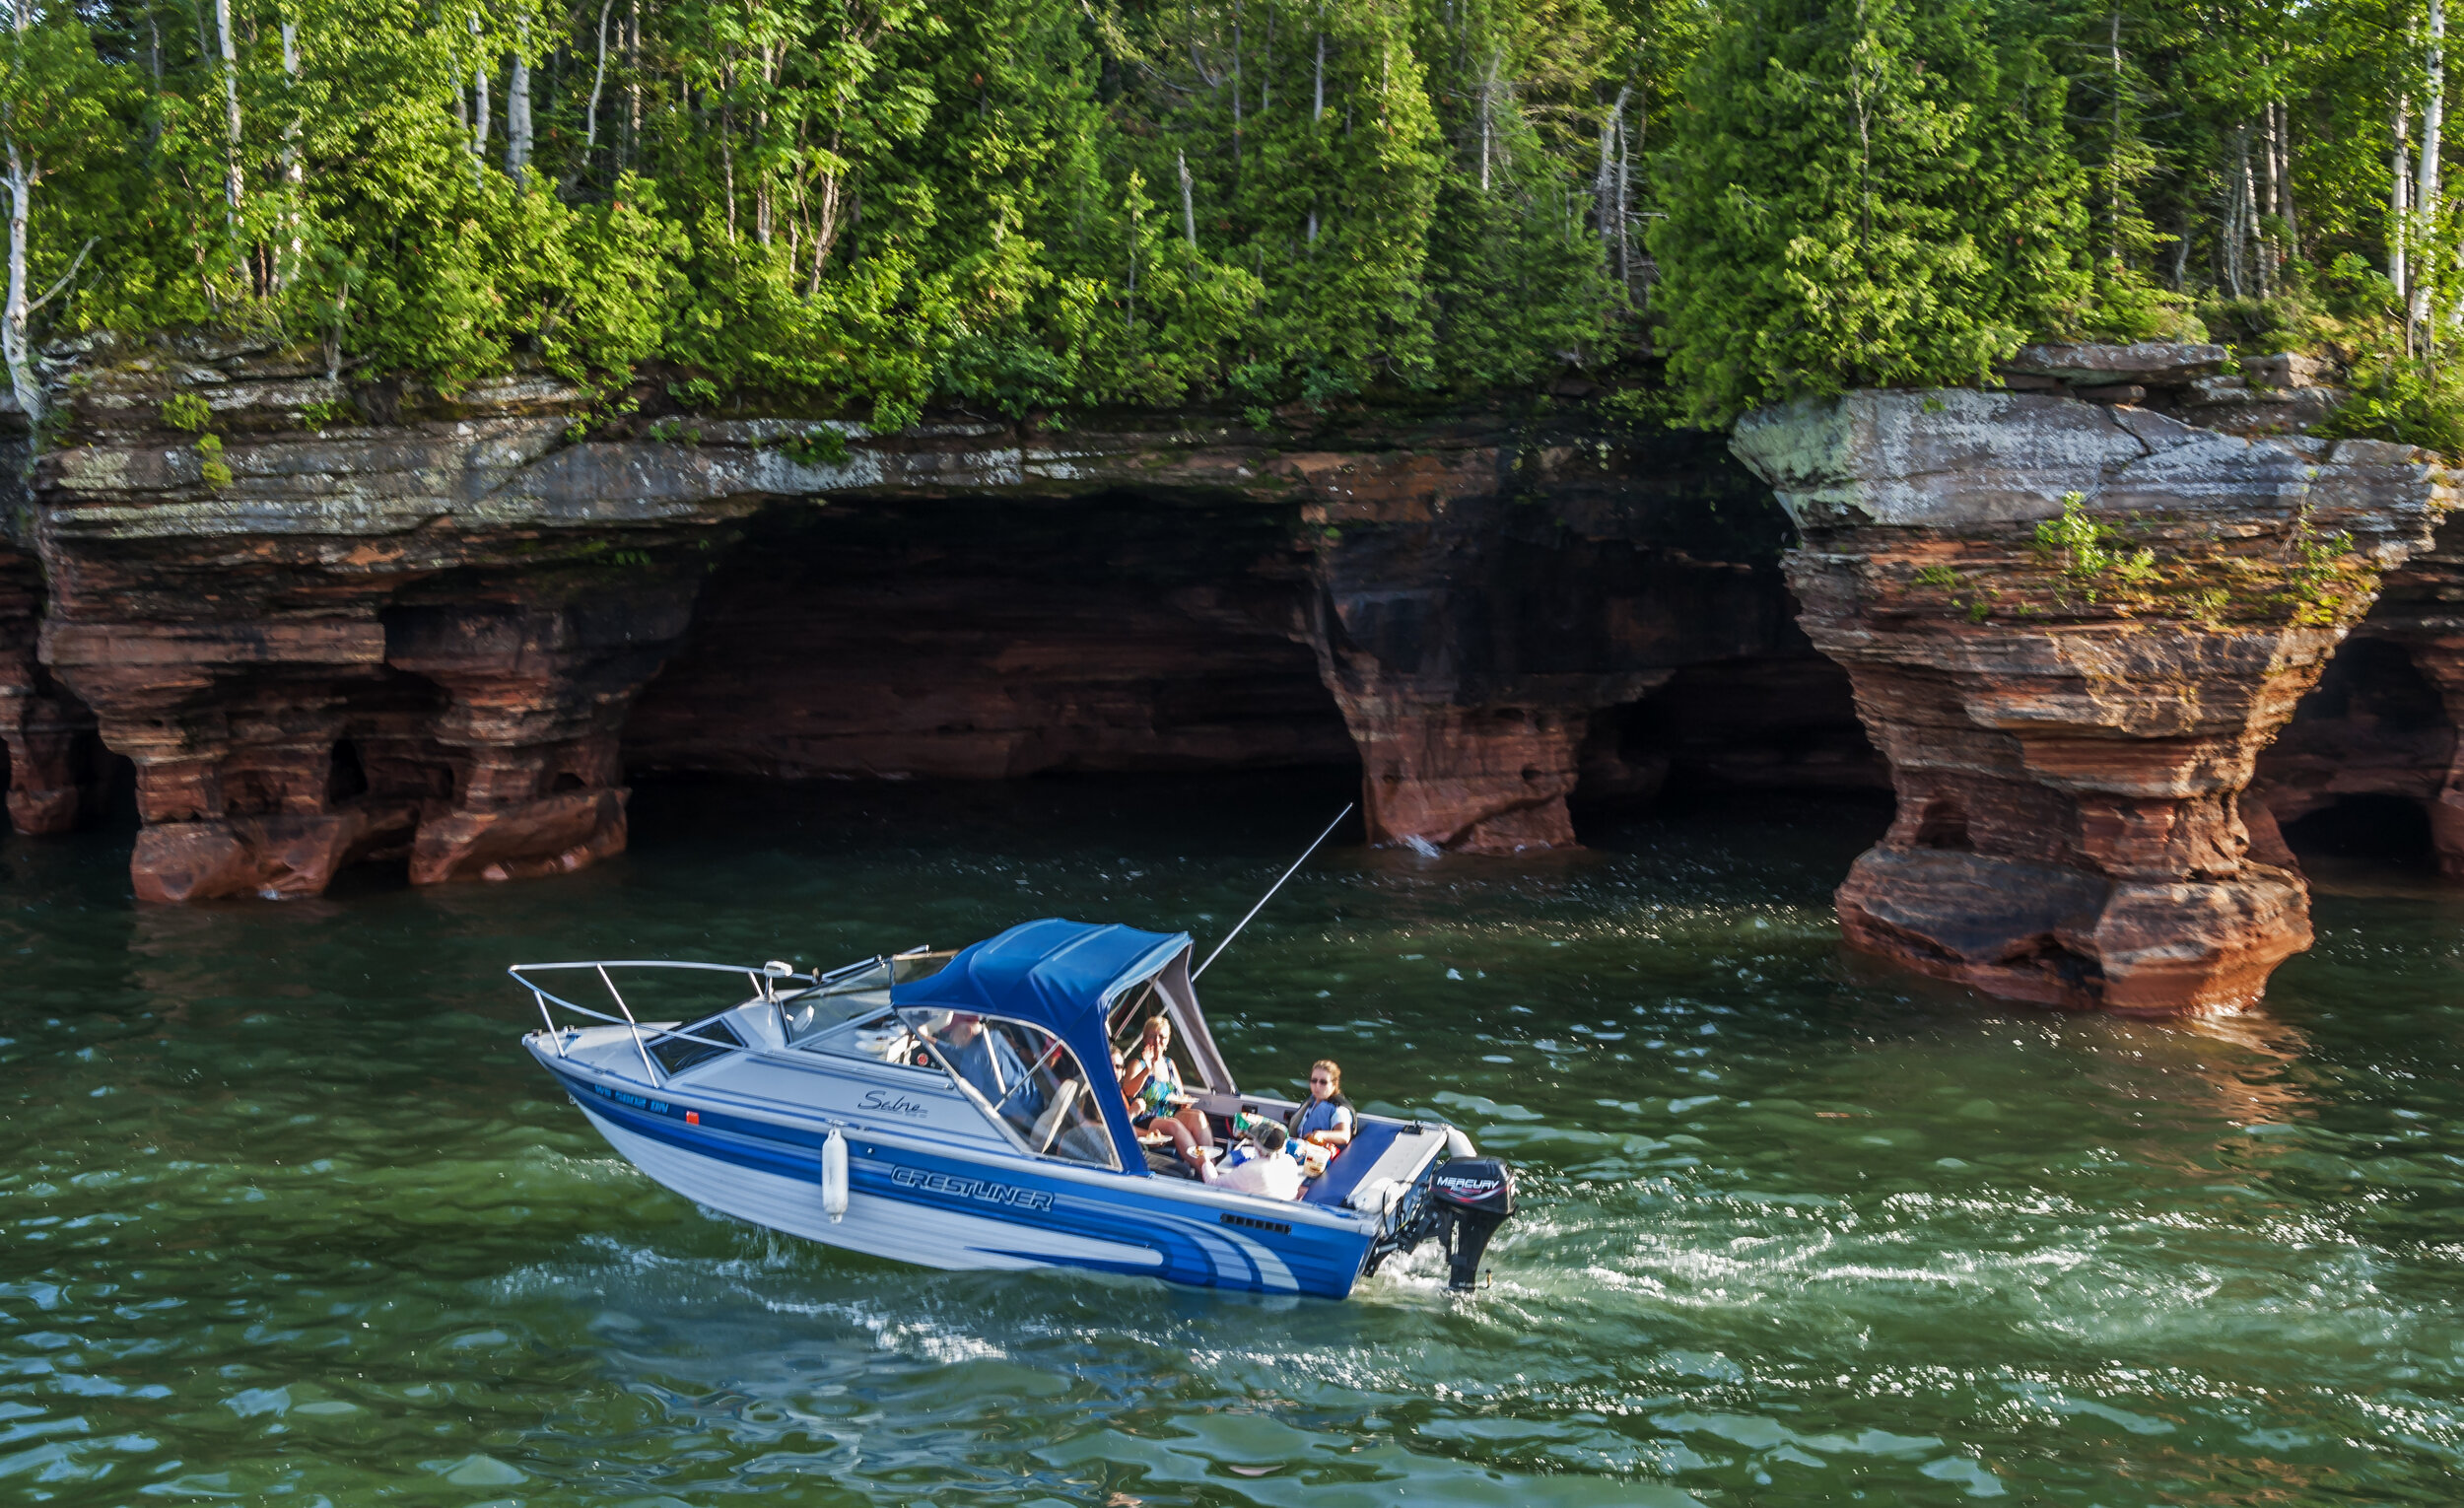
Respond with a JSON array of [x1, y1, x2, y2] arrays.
[[1287, 1059, 1354, 1150]]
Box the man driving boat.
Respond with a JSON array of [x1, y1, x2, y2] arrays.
[[940, 1011, 1040, 1115]]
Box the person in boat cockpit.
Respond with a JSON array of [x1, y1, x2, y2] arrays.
[[1289, 1059, 1354, 1150], [1199, 1121, 1302, 1200], [1119, 1015, 1213, 1165], [941, 1012, 1039, 1115]]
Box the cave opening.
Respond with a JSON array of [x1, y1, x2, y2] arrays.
[[1571, 656, 1883, 832], [1912, 798, 1972, 852], [2282, 792, 2437, 870], [327, 739, 370, 804], [623, 491, 1359, 788], [2293, 637, 2449, 731]]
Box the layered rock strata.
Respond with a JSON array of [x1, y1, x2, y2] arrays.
[[1293, 427, 1833, 850], [35, 333, 1858, 893], [1735, 386, 2454, 1012], [2, 410, 102, 838], [1, 532, 103, 836], [37, 342, 748, 898], [2251, 510, 2464, 874]]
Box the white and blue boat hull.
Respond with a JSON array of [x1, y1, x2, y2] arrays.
[[551, 1063, 1386, 1298]]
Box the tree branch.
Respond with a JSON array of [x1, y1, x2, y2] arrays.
[[29, 238, 99, 313]]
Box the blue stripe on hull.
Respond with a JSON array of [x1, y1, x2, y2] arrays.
[[555, 1069, 1370, 1299]]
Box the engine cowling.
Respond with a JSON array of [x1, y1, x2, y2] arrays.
[[1428, 1157, 1516, 1289]]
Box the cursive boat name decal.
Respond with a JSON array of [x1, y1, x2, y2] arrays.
[[858, 1089, 929, 1119], [890, 1165, 1055, 1211]]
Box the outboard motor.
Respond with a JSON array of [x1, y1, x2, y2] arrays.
[[1428, 1158, 1516, 1290]]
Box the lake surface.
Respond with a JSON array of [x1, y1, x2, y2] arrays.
[[4, 772, 2462, 1506]]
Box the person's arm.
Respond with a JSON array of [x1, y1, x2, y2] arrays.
[[1119, 1055, 1155, 1100], [1319, 1105, 1354, 1148]]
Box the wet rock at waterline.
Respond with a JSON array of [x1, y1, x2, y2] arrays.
[[1733, 385, 2457, 1013]]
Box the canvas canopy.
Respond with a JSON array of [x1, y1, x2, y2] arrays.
[[891, 918, 1218, 1173]]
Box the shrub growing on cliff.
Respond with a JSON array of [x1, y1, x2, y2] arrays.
[[1646, 0, 2097, 427]]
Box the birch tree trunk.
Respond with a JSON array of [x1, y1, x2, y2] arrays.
[[1177, 149, 1197, 247], [2394, 93, 2413, 307], [278, 17, 301, 289], [1595, 84, 1629, 252], [2415, 0, 2445, 337], [215, 0, 243, 231], [624, 0, 640, 172], [2241, 127, 2268, 300], [2221, 133, 2246, 299], [584, 0, 612, 153], [2260, 103, 2279, 285], [2107, 8, 2123, 264], [2272, 97, 2299, 257], [1616, 91, 1633, 293], [507, 23, 532, 186], [754, 45, 773, 245], [1313, 21, 1325, 120], [469, 13, 491, 172], [3, 139, 39, 431]]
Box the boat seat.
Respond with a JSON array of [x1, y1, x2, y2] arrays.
[[1028, 1078, 1085, 1154], [1302, 1120, 1441, 1207]]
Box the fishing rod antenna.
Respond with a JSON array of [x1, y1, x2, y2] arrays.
[[1192, 802, 1355, 980]]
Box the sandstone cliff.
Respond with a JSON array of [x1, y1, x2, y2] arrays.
[[12, 332, 1854, 897], [1733, 374, 2455, 1013]]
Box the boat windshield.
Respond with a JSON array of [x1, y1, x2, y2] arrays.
[[900, 1008, 1120, 1170], [782, 950, 952, 1047], [781, 960, 892, 1046]]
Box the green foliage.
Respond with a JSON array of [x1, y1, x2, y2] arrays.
[[771, 427, 851, 467], [0, 0, 2454, 438], [2314, 349, 2464, 453], [2033, 491, 2156, 605], [192, 432, 234, 488], [161, 393, 213, 432], [2282, 517, 2358, 625], [1649, 0, 2097, 426], [298, 396, 353, 431]]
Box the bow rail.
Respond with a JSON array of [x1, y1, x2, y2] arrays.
[[510, 951, 932, 1088]]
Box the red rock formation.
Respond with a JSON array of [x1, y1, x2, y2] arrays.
[[2252, 513, 2464, 875], [1735, 384, 2455, 1013], [34, 338, 740, 899], [32, 332, 1852, 893], [1, 531, 100, 837], [1299, 428, 1817, 851]]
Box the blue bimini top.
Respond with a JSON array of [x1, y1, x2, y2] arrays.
[[891, 919, 1190, 1173]]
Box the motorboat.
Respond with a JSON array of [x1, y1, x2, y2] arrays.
[[513, 918, 1517, 1298]]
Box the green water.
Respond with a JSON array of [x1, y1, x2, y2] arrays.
[[4, 773, 2463, 1506]]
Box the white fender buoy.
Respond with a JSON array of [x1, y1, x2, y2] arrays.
[[822, 1130, 850, 1223]]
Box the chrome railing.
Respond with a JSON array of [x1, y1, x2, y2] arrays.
[[511, 957, 832, 1086]]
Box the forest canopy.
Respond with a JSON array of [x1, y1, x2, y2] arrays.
[[0, 0, 2455, 437]]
